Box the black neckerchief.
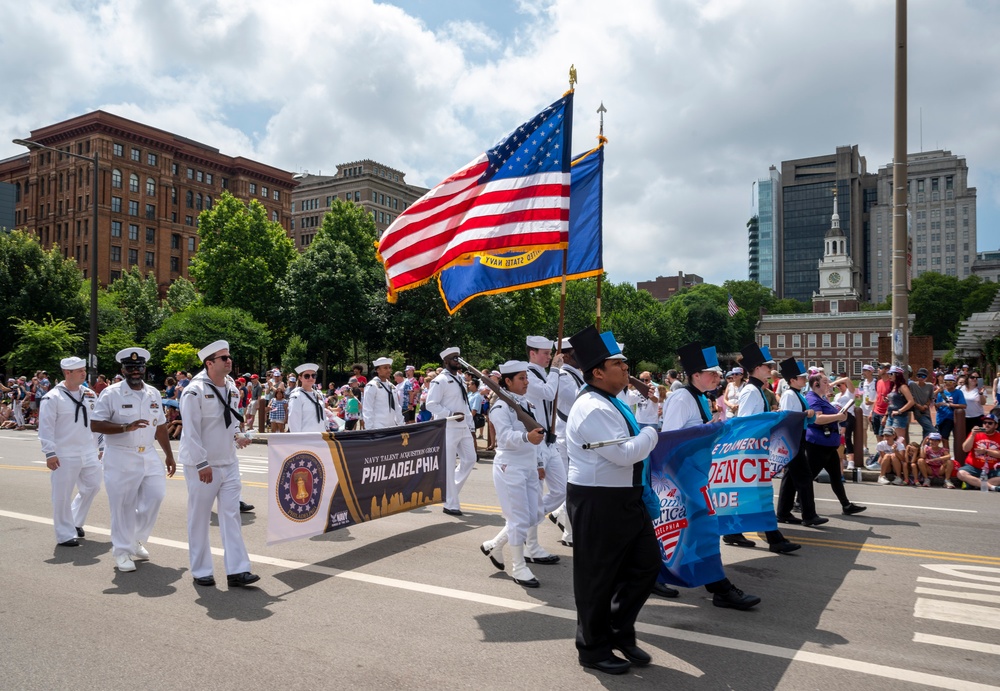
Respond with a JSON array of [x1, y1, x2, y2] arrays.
[[204, 380, 243, 428], [444, 371, 472, 411], [377, 378, 396, 411], [61, 386, 88, 426], [528, 365, 553, 427], [301, 388, 324, 423], [582, 385, 644, 487], [684, 384, 711, 424]]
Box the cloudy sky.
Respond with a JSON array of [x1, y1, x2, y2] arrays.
[[3, 0, 998, 287]]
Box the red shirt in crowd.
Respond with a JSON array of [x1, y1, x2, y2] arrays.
[[965, 430, 1000, 470]]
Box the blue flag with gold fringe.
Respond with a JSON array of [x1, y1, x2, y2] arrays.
[[436, 144, 604, 314]]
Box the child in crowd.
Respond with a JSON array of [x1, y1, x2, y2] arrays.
[[917, 432, 955, 488], [875, 428, 906, 486]]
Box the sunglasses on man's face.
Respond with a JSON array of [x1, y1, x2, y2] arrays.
[[207, 355, 232, 362]]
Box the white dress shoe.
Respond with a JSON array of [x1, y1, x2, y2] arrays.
[[130, 543, 150, 560], [115, 554, 137, 572]]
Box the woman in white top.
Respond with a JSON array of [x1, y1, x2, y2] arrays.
[[961, 372, 987, 429], [723, 368, 745, 417], [478, 361, 545, 588]]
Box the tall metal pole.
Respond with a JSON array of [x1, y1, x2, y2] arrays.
[[89, 151, 99, 385], [890, 0, 909, 368]]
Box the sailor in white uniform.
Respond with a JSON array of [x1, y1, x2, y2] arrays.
[[363, 357, 404, 429], [548, 337, 583, 546], [287, 363, 327, 433], [38, 356, 103, 547], [479, 360, 546, 587], [564, 326, 661, 675], [179, 340, 258, 588], [425, 346, 476, 516], [90, 348, 176, 572], [522, 335, 563, 564]]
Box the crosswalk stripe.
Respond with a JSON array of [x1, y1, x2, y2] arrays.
[[914, 632, 1000, 656], [915, 587, 1000, 605], [914, 597, 1000, 631]]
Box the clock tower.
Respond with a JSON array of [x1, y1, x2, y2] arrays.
[[814, 190, 859, 314]]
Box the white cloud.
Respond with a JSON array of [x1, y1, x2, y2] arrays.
[[3, 0, 999, 288]]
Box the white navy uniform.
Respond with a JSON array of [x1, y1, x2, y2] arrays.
[[551, 364, 584, 543], [179, 370, 251, 579], [38, 383, 103, 544], [93, 380, 168, 559], [287, 386, 327, 433], [525, 362, 566, 515], [491, 394, 544, 546], [425, 370, 476, 512], [362, 376, 404, 429]]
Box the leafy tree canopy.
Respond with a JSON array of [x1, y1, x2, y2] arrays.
[[147, 305, 270, 373], [5, 316, 83, 375]]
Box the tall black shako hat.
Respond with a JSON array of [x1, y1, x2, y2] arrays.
[[739, 343, 774, 373], [677, 342, 723, 376], [779, 357, 807, 381], [568, 325, 626, 373]]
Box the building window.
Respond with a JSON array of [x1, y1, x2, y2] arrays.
[[112, 169, 122, 189], [188, 237, 196, 251], [822, 333, 831, 347], [111, 197, 122, 213], [186, 191, 194, 208], [111, 221, 122, 238], [854, 333, 862, 347], [272, 211, 278, 222], [870, 332, 879, 347], [273, 190, 279, 201], [172, 163, 179, 176], [196, 193, 203, 211], [128, 200, 139, 216], [792, 334, 801, 348], [147, 153, 158, 166], [187, 168, 194, 179], [836, 333, 846, 347], [196, 170, 203, 183], [146, 204, 155, 219], [145, 251, 155, 267], [760, 335, 771, 348], [171, 187, 177, 204], [111, 246, 121, 262], [206, 173, 213, 185], [354, 191, 361, 202], [128, 224, 139, 241], [113, 143, 123, 157], [185, 216, 194, 226], [146, 178, 155, 196], [170, 256, 179, 272], [808, 334, 817, 348], [221, 177, 228, 189], [128, 174, 139, 193], [130, 147, 140, 162], [261, 186, 268, 197], [249, 183, 257, 194], [776, 334, 785, 348], [128, 248, 138, 265], [206, 195, 212, 209], [171, 233, 180, 250], [146, 227, 155, 243]]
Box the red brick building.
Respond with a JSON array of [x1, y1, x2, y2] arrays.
[[637, 272, 704, 301], [0, 110, 297, 291]]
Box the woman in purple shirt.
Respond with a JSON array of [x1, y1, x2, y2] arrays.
[[805, 373, 866, 516]]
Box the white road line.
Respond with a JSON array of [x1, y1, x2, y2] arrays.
[[812, 497, 978, 513], [915, 587, 1000, 605], [917, 577, 998, 592], [914, 632, 1000, 656], [915, 597, 1000, 631], [0, 508, 996, 691]]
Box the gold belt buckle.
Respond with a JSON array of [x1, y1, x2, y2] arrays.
[[137, 446, 146, 453]]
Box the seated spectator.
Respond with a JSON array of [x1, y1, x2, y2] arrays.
[[917, 432, 955, 488], [903, 439, 922, 486], [165, 405, 183, 440], [957, 413, 1000, 491], [875, 429, 906, 485], [0, 401, 14, 429]]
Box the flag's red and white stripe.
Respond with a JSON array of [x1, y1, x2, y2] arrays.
[[378, 155, 569, 294]]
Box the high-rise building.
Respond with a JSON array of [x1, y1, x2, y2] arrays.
[[777, 145, 875, 303], [867, 150, 977, 303], [747, 215, 759, 283], [754, 165, 781, 293], [290, 161, 428, 249], [0, 110, 296, 290]]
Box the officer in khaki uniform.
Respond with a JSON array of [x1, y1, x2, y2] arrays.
[[91, 348, 176, 572], [38, 356, 104, 547]]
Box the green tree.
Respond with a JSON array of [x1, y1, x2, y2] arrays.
[[5, 316, 83, 375], [107, 267, 167, 343], [97, 328, 139, 377], [189, 191, 295, 329], [166, 276, 199, 313], [0, 231, 86, 360], [147, 305, 270, 373], [771, 298, 812, 314], [723, 279, 777, 346], [663, 284, 739, 354], [909, 272, 963, 348], [162, 343, 201, 374], [281, 334, 309, 374]]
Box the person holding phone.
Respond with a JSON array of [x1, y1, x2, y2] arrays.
[[805, 373, 866, 515]]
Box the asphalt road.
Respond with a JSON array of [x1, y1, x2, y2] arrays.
[[1, 430, 998, 690]]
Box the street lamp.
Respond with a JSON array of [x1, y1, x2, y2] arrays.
[[13, 138, 100, 385]]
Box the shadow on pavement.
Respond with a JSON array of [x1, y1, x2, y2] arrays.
[[192, 579, 285, 622], [102, 562, 186, 598], [45, 538, 109, 567]]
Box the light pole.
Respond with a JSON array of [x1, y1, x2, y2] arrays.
[[13, 138, 100, 385]]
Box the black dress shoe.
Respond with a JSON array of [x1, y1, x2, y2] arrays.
[[193, 575, 216, 586], [75, 526, 85, 538], [802, 516, 830, 527], [842, 503, 867, 515], [769, 540, 801, 554], [722, 534, 756, 548], [712, 585, 761, 610], [513, 576, 540, 588], [480, 544, 504, 571], [776, 515, 802, 524], [524, 554, 560, 565], [613, 644, 651, 666], [227, 572, 261, 587], [239, 501, 255, 513], [442, 508, 463, 516], [651, 581, 679, 598], [580, 655, 631, 675], [57, 538, 80, 547]]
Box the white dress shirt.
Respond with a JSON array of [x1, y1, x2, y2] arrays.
[[287, 386, 327, 433], [38, 382, 101, 458], [492, 394, 542, 469], [425, 370, 474, 430], [362, 376, 404, 429], [525, 362, 559, 430], [93, 381, 166, 449], [566, 389, 658, 487], [178, 371, 242, 469]]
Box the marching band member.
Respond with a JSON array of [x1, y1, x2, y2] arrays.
[[363, 357, 404, 430], [426, 347, 476, 516], [548, 337, 583, 546], [287, 363, 327, 433]]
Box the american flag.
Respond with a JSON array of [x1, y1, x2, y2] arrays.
[[377, 94, 573, 299], [727, 293, 740, 317]]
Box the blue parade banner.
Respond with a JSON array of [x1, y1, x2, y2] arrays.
[[648, 422, 726, 588], [708, 412, 806, 535], [648, 411, 806, 587]]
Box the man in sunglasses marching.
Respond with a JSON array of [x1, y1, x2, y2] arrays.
[[288, 363, 327, 433], [179, 340, 259, 588], [90, 348, 176, 573]]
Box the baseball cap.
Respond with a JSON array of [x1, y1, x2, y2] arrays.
[[927, 432, 942, 440]]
